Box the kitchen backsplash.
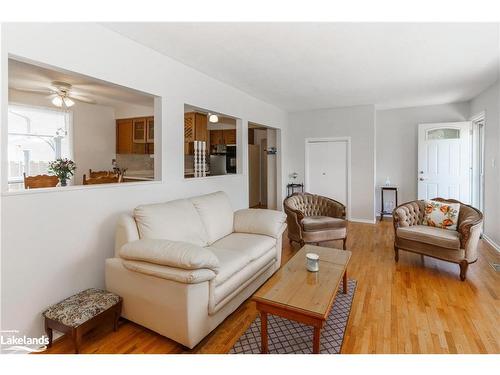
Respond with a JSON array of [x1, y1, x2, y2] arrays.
[[116, 154, 154, 171]]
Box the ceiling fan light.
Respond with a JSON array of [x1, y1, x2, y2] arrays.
[[51, 96, 63, 107], [208, 114, 219, 123], [63, 97, 75, 107]]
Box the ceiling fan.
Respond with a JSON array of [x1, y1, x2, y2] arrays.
[[12, 81, 96, 108]]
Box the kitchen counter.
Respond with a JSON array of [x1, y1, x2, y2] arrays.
[[123, 169, 155, 181]]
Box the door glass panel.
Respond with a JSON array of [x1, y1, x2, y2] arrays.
[[426, 128, 460, 140]]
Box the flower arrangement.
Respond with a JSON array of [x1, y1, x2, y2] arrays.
[[48, 158, 76, 186]]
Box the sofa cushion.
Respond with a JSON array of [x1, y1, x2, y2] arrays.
[[190, 191, 234, 244], [213, 248, 276, 309], [208, 247, 251, 286], [301, 216, 347, 232], [210, 233, 276, 262], [422, 200, 460, 231], [397, 225, 460, 249], [134, 199, 208, 246], [120, 239, 219, 272]]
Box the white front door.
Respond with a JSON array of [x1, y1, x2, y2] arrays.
[[417, 122, 472, 203], [305, 139, 348, 206]]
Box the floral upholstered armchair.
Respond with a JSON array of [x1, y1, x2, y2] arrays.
[[284, 192, 347, 249], [393, 198, 483, 281]]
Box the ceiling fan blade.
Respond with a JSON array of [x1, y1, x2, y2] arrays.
[[11, 87, 53, 95], [69, 94, 96, 104]]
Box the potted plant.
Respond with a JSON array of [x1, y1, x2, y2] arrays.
[[48, 158, 76, 186]]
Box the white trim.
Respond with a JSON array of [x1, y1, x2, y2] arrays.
[[1, 179, 162, 196], [304, 137, 352, 220], [482, 234, 500, 253], [349, 218, 377, 224]]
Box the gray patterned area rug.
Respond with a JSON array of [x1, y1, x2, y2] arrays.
[[229, 279, 356, 354]]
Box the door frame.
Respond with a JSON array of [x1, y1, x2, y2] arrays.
[[470, 111, 485, 213], [304, 137, 351, 220]]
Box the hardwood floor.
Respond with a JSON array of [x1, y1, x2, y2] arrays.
[[42, 220, 499, 354]]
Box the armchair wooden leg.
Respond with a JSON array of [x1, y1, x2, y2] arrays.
[[299, 240, 305, 247], [459, 260, 468, 281], [394, 245, 399, 262]]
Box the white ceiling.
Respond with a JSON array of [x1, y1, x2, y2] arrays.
[[9, 59, 154, 108], [103, 22, 499, 111]]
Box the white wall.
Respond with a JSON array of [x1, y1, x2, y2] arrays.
[[0, 23, 287, 338], [375, 102, 470, 214], [114, 102, 153, 119], [286, 105, 376, 222], [469, 81, 500, 247], [9, 89, 116, 185]]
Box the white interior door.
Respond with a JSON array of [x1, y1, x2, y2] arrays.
[[306, 140, 348, 206], [417, 122, 471, 203]]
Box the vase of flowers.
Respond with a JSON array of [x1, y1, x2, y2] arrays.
[[48, 158, 76, 187]]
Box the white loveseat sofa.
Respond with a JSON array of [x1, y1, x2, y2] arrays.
[[105, 191, 287, 348]]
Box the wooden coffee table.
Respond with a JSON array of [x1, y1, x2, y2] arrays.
[[253, 245, 351, 354]]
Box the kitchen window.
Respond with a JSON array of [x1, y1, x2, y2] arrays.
[[184, 104, 239, 178], [7, 104, 72, 189]]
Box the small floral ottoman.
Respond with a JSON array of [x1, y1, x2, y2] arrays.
[[42, 288, 122, 353]]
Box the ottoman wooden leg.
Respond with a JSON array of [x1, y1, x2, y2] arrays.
[[73, 328, 82, 354], [44, 320, 53, 348]]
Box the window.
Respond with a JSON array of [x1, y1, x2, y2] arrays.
[[8, 104, 72, 186], [184, 104, 239, 178], [426, 128, 460, 140]]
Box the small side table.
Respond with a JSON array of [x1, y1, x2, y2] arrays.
[[42, 288, 122, 353], [380, 186, 399, 221], [287, 183, 304, 197]]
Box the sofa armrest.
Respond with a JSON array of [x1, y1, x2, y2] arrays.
[[122, 260, 216, 284], [234, 209, 287, 239], [120, 239, 219, 273], [115, 214, 140, 257]]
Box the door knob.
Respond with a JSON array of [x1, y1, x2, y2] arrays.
[[419, 177, 426, 181]]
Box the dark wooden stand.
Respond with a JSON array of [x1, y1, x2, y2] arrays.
[[45, 299, 122, 354], [286, 183, 304, 197], [380, 186, 398, 221]]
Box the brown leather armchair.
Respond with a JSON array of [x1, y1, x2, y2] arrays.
[[393, 198, 483, 281], [284, 192, 347, 249]]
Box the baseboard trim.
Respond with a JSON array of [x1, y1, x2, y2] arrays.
[[482, 234, 500, 253], [349, 218, 376, 224]]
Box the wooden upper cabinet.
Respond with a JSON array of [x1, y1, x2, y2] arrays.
[[132, 118, 147, 143], [223, 129, 237, 144], [210, 129, 236, 145], [117, 116, 154, 155], [146, 117, 154, 143], [116, 119, 134, 154], [195, 113, 208, 143], [184, 113, 195, 143], [210, 130, 223, 146], [184, 112, 208, 155]]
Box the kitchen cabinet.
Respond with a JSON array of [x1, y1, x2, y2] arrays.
[[209, 128, 237, 145], [184, 112, 208, 155], [146, 117, 154, 143], [116, 116, 154, 155], [223, 129, 237, 144], [133, 118, 147, 143], [210, 130, 224, 146]]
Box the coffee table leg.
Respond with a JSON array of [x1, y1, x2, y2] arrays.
[[261, 312, 268, 354], [343, 270, 348, 294], [313, 326, 321, 354]]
